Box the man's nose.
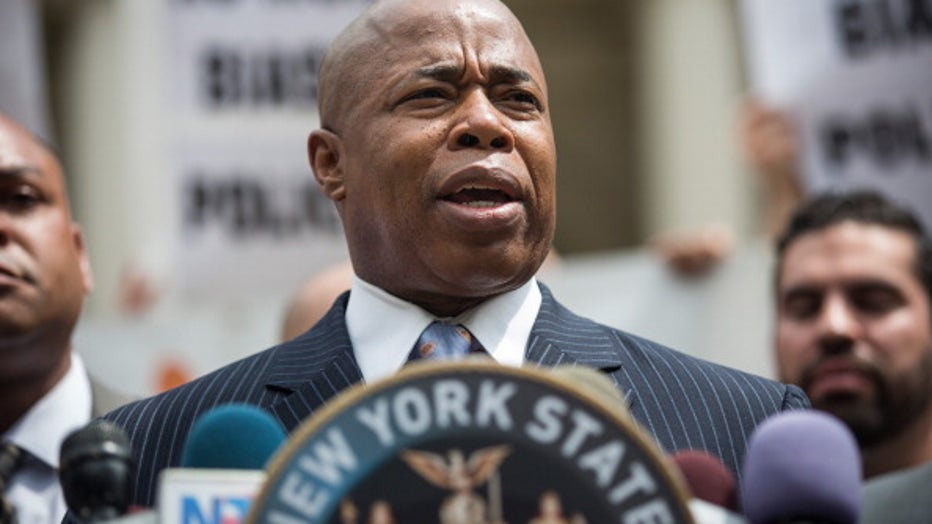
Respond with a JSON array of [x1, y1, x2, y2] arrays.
[[816, 295, 860, 354], [448, 91, 515, 151]]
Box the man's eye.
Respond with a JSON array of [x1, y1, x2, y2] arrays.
[[1, 186, 43, 211], [403, 88, 449, 102], [783, 295, 821, 320], [508, 91, 541, 111], [853, 288, 902, 314], [500, 90, 541, 111]]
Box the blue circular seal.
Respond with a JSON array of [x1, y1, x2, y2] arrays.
[[248, 360, 694, 524]]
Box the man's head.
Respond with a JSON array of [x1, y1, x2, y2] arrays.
[[774, 191, 932, 447], [0, 114, 93, 385], [308, 0, 556, 317]]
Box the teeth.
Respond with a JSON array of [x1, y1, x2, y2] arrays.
[[464, 200, 498, 208]]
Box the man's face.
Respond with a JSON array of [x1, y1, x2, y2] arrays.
[[311, 0, 556, 315], [0, 117, 92, 378], [775, 222, 932, 446]]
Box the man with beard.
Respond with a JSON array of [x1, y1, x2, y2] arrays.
[[774, 190, 932, 479]]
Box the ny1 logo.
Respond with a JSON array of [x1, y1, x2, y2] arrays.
[[181, 496, 251, 524]]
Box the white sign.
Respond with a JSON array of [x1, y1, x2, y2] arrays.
[[174, 138, 347, 298], [797, 46, 932, 229], [740, 0, 932, 229], [163, 0, 371, 298], [166, 0, 372, 115]]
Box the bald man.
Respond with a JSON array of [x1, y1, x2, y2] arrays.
[[98, 0, 808, 507], [0, 114, 131, 523]]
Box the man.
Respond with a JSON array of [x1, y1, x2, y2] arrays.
[[774, 191, 932, 479], [103, 0, 807, 507], [0, 114, 130, 522]]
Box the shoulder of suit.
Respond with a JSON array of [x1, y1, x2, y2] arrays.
[[599, 320, 796, 392], [103, 341, 289, 423]]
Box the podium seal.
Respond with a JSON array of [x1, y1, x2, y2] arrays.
[[248, 360, 694, 524]]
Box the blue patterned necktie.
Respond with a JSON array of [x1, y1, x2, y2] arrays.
[[408, 321, 484, 361]]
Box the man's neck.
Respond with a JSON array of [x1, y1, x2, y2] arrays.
[[861, 406, 932, 479], [0, 352, 71, 434]]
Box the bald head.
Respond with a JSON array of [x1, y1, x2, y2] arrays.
[[308, 0, 555, 316], [317, 0, 540, 132]]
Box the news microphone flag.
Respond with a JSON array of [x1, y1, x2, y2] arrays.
[[157, 404, 286, 524]]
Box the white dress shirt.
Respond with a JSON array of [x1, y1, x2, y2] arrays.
[[346, 276, 542, 383], [3, 353, 92, 524]]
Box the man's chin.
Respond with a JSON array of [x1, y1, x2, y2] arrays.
[[813, 395, 885, 446]]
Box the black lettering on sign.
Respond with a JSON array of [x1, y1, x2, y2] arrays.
[[199, 45, 324, 109], [836, 0, 932, 59], [183, 173, 341, 240], [820, 105, 931, 169]]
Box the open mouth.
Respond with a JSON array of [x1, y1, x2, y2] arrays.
[[443, 186, 516, 208]]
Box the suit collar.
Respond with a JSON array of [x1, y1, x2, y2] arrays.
[[526, 283, 636, 412], [264, 292, 363, 430], [264, 283, 634, 428], [526, 282, 623, 371]]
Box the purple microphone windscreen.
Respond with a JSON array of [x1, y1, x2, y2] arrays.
[[671, 449, 738, 511], [180, 403, 286, 469], [741, 410, 862, 524]]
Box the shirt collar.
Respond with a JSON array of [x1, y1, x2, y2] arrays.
[[3, 353, 92, 469], [346, 276, 541, 383]]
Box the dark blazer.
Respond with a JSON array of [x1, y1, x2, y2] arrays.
[[860, 461, 932, 524], [102, 283, 809, 507]]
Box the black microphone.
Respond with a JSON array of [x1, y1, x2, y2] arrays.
[[59, 419, 135, 523]]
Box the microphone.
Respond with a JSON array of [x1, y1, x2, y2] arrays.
[[740, 411, 862, 524], [179, 403, 286, 469], [671, 449, 738, 511], [59, 419, 136, 522], [156, 403, 286, 523]]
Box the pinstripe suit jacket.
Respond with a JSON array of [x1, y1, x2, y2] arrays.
[[102, 283, 809, 507]]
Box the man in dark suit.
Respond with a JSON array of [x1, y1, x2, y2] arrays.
[[103, 0, 808, 507], [0, 113, 133, 523]]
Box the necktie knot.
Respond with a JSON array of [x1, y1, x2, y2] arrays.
[[409, 321, 483, 362]]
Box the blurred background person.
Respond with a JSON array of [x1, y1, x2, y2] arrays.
[[280, 260, 353, 341], [0, 113, 132, 524], [773, 191, 932, 479]]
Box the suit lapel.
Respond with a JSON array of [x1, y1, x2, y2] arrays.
[[264, 284, 640, 429], [526, 283, 638, 412], [265, 292, 364, 430]]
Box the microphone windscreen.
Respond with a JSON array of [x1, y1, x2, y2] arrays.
[[671, 449, 738, 511], [179, 403, 286, 469], [740, 410, 861, 524], [59, 419, 135, 521]]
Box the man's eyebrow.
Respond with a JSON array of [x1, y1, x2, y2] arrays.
[[415, 64, 536, 85], [780, 284, 821, 299], [0, 165, 43, 179]]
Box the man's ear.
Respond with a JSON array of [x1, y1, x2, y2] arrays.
[[71, 224, 94, 294], [309, 129, 346, 201]]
